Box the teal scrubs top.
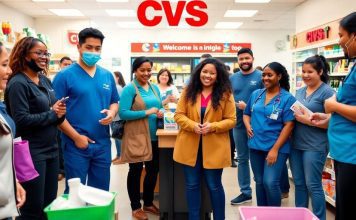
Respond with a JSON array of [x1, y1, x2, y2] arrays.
[[329, 64, 356, 164]]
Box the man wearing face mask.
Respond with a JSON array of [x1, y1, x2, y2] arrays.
[[53, 28, 119, 192], [229, 48, 264, 205]]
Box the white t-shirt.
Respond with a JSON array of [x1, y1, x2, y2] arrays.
[[158, 84, 180, 101]]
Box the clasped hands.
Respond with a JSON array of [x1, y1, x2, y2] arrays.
[[194, 122, 212, 135]]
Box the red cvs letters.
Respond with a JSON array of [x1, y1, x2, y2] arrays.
[[137, 0, 208, 27]]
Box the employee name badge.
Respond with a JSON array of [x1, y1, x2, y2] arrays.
[[269, 108, 281, 120]]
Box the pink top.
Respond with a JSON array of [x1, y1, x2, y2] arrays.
[[201, 94, 212, 107]]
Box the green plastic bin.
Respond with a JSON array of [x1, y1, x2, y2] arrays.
[[44, 192, 117, 220]]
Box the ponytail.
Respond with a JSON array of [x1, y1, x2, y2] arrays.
[[304, 55, 329, 83]]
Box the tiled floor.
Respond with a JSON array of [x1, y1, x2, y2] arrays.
[[58, 143, 336, 220]]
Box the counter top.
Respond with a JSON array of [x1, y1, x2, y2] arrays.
[[156, 129, 178, 148]]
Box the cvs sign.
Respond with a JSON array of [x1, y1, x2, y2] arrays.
[[137, 0, 208, 27], [68, 31, 78, 45]]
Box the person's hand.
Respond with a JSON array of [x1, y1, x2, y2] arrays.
[[194, 123, 202, 134], [146, 107, 159, 116], [246, 125, 254, 138], [310, 113, 330, 127], [294, 108, 312, 126], [201, 122, 212, 135], [236, 101, 246, 110], [52, 100, 66, 118], [74, 134, 95, 149], [266, 148, 278, 166], [157, 110, 164, 119], [168, 95, 177, 103], [99, 109, 116, 125], [324, 95, 337, 114], [16, 182, 26, 208]]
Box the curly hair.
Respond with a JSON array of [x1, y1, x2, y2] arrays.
[[263, 62, 290, 91], [185, 58, 232, 110], [9, 37, 48, 79]]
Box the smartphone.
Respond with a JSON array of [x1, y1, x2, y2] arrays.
[[166, 90, 173, 96], [60, 96, 69, 104]]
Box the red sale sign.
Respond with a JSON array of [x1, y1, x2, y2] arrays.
[[131, 43, 251, 53], [137, 0, 208, 27]]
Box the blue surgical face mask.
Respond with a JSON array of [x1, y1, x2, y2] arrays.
[[81, 52, 101, 66]]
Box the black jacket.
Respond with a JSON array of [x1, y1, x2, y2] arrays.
[[5, 72, 65, 161]]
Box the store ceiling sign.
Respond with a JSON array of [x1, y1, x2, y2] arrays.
[[68, 31, 78, 45], [131, 43, 251, 53], [137, 0, 208, 27], [306, 26, 330, 43]]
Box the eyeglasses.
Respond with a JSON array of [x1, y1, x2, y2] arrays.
[[29, 51, 51, 58]]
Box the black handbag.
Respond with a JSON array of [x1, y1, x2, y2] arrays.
[[112, 94, 136, 139]]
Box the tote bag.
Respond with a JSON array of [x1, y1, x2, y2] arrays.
[[14, 140, 39, 183]]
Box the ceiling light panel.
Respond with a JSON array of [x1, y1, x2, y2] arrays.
[[48, 9, 84, 16], [224, 10, 258, 17], [106, 9, 136, 17]]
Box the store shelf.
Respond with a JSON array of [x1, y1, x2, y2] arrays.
[[324, 53, 344, 59], [325, 195, 336, 207], [329, 72, 348, 76]]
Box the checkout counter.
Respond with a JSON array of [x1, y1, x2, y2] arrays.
[[156, 129, 212, 220]]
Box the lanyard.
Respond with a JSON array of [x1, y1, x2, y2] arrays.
[[251, 88, 281, 114]]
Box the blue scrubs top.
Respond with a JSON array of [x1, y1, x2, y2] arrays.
[[244, 88, 296, 153], [329, 64, 356, 164], [52, 63, 120, 147]]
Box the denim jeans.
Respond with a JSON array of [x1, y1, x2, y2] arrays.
[[289, 148, 327, 220], [249, 149, 288, 206], [183, 153, 225, 220], [280, 162, 290, 193], [114, 139, 121, 157], [232, 128, 252, 196]]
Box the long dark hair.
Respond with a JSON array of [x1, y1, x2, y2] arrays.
[[263, 62, 290, 91], [303, 55, 329, 83], [0, 42, 10, 135], [185, 58, 232, 110], [9, 37, 48, 79], [157, 68, 173, 86], [114, 71, 126, 87]]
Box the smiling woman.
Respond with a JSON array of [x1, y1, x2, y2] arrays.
[[4, 37, 66, 220]]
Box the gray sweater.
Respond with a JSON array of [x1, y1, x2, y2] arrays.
[[0, 114, 18, 219]]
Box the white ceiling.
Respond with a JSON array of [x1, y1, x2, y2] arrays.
[[0, 0, 306, 30]]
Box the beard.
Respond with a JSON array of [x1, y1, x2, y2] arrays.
[[239, 62, 253, 72]]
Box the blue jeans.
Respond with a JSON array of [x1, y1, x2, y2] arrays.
[[63, 142, 111, 193], [183, 153, 225, 220], [249, 149, 288, 206], [280, 162, 290, 193], [114, 139, 121, 157], [289, 148, 327, 220], [233, 128, 252, 196]]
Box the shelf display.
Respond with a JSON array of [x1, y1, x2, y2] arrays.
[[131, 56, 238, 90], [322, 156, 336, 207], [291, 43, 352, 94]]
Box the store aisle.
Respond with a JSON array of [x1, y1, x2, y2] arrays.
[[57, 141, 336, 220]]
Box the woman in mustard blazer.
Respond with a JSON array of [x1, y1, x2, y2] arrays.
[[173, 58, 236, 220]]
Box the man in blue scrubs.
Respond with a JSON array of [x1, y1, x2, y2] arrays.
[[53, 28, 119, 192], [230, 48, 263, 205]]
